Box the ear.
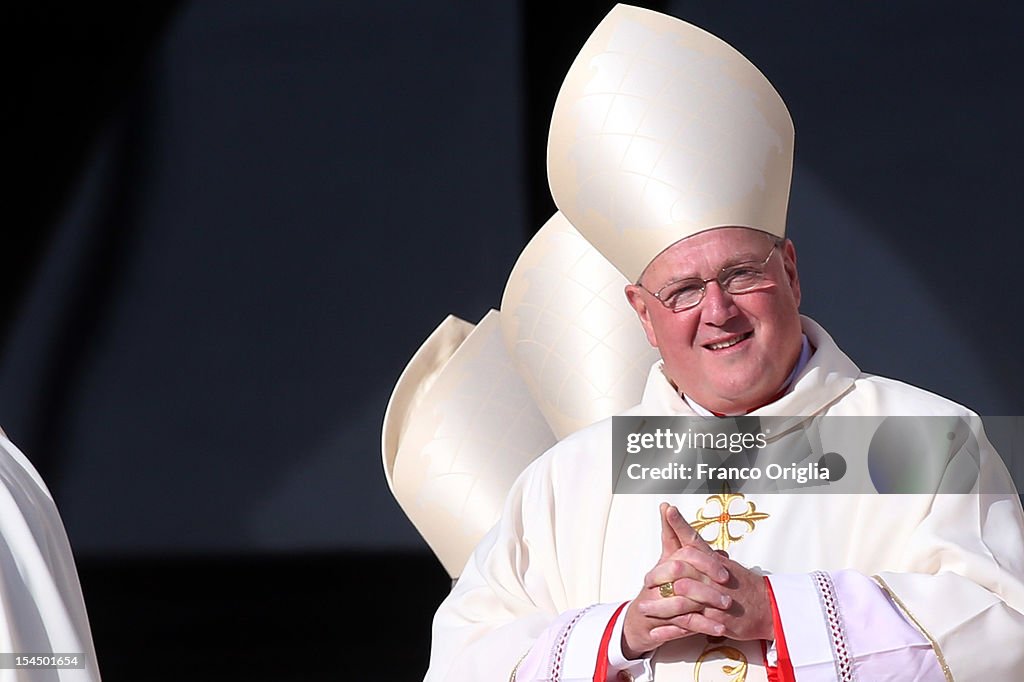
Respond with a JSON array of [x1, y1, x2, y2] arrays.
[[625, 284, 659, 348], [781, 239, 801, 307]]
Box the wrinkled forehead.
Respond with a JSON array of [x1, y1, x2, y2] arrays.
[[639, 226, 777, 283]]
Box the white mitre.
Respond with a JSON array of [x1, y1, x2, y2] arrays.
[[500, 212, 658, 440], [548, 4, 794, 282], [382, 311, 558, 578], [383, 214, 659, 577]]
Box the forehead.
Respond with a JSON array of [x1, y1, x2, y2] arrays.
[[643, 227, 773, 280]]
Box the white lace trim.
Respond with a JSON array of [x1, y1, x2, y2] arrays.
[[812, 570, 855, 681], [548, 605, 597, 680]]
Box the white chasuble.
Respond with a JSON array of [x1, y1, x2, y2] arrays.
[[426, 318, 1024, 681]]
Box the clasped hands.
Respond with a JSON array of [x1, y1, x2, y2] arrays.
[[621, 503, 774, 660]]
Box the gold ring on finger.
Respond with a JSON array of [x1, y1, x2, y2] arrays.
[[658, 581, 675, 598]]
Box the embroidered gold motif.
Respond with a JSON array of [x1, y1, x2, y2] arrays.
[[691, 492, 768, 551], [694, 644, 748, 681]]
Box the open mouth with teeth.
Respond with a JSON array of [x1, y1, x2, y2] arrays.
[[704, 331, 753, 351]]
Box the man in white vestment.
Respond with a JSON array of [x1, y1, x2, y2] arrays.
[[0, 429, 101, 681], [417, 5, 1024, 681]]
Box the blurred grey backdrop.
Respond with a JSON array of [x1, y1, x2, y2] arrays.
[[5, 5, 1023, 678], [9, 2, 1024, 675], [7, 0, 1023, 556]]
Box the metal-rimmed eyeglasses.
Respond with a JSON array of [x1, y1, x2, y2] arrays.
[[639, 241, 782, 312]]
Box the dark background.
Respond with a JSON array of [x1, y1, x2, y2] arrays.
[[8, 1, 1023, 679]]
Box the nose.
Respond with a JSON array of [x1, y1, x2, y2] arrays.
[[700, 280, 738, 326]]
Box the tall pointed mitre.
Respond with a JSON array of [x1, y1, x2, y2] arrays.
[[381, 312, 557, 578], [500, 212, 659, 439], [548, 4, 794, 282]]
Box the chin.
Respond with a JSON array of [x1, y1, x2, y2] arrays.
[[708, 382, 773, 410]]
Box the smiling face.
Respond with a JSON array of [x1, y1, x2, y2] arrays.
[[625, 227, 803, 414]]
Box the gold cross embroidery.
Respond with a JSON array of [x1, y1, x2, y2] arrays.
[[694, 644, 748, 682], [690, 492, 768, 551]]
